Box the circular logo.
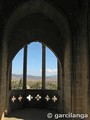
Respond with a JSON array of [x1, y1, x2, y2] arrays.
[[47, 113, 53, 119]]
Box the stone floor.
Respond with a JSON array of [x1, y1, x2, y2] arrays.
[[4, 109, 57, 120]]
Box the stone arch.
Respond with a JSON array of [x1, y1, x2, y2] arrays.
[[2, 0, 71, 67], [2, 0, 72, 115]]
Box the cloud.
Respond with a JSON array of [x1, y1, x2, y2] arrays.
[[46, 68, 57, 73], [40, 68, 57, 74]]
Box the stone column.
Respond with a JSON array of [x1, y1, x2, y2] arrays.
[[23, 45, 28, 89], [9, 63, 12, 90], [63, 40, 72, 113], [42, 43, 46, 90], [57, 60, 61, 90]]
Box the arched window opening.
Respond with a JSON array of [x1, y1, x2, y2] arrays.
[[11, 48, 24, 89], [27, 42, 42, 89], [11, 41, 60, 90], [46, 47, 57, 90]]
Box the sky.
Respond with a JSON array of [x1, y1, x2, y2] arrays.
[[12, 42, 57, 76]]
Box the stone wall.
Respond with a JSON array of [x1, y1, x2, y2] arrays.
[[0, 40, 8, 119], [87, 0, 90, 119]]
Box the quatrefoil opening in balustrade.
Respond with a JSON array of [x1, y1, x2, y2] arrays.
[[18, 95, 23, 102], [27, 95, 33, 101], [45, 95, 50, 102], [52, 95, 57, 102], [11, 96, 16, 103], [35, 94, 41, 101]]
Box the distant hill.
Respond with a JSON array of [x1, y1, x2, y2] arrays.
[[12, 74, 57, 81]]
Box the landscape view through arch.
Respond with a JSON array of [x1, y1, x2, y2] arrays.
[[12, 42, 58, 90]]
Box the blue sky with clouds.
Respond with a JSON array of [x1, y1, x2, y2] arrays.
[[12, 42, 57, 76]]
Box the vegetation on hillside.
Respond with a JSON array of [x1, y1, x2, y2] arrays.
[[11, 78, 57, 90]]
